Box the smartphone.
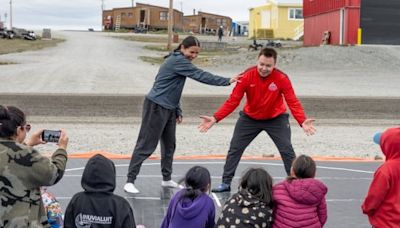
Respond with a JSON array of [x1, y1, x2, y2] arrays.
[[42, 130, 61, 143]]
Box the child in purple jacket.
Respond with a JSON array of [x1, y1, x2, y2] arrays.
[[273, 155, 328, 228], [161, 166, 215, 228]]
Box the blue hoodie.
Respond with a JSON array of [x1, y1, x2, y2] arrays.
[[161, 189, 215, 228], [146, 51, 231, 116]]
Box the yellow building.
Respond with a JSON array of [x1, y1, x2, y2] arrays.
[[249, 0, 303, 40]]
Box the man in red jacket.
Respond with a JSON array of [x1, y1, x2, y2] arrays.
[[198, 47, 316, 192], [362, 127, 400, 227]]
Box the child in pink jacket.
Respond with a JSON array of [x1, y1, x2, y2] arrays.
[[273, 155, 328, 228]]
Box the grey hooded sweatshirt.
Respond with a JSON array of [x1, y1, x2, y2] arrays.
[[146, 51, 231, 116]]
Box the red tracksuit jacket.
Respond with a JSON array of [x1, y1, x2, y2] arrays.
[[214, 67, 306, 125]]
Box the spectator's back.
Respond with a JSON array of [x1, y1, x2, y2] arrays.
[[64, 154, 136, 228]]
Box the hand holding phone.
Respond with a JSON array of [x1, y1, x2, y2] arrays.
[[42, 130, 61, 143]]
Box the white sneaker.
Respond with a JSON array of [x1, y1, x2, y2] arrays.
[[124, 183, 140, 194], [161, 180, 184, 189]]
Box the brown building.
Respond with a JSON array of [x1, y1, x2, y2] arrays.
[[103, 3, 184, 31], [183, 11, 232, 35]]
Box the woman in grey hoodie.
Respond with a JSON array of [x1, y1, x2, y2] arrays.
[[124, 36, 240, 194]]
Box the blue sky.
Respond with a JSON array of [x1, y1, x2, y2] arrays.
[[0, 0, 267, 30]]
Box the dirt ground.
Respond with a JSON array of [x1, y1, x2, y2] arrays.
[[0, 31, 399, 158]]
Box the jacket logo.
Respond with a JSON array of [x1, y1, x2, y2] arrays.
[[268, 82, 278, 91], [250, 84, 256, 87]]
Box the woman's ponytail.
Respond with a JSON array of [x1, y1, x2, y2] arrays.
[[0, 105, 26, 138]]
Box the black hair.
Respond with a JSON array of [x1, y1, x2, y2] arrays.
[[179, 166, 211, 201], [258, 47, 277, 63], [240, 168, 273, 206], [0, 105, 26, 138], [173, 35, 201, 52], [290, 154, 316, 180]]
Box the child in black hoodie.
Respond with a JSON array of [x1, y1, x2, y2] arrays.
[[64, 154, 136, 227]]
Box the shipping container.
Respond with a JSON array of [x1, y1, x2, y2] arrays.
[[303, 0, 360, 46], [304, 0, 360, 17], [360, 0, 400, 45]]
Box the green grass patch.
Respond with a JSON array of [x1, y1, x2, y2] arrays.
[[0, 61, 17, 65], [140, 44, 239, 66], [115, 35, 170, 43], [139, 56, 165, 65], [0, 38, 65, 55]]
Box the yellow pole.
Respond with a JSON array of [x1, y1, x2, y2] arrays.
[[357, 28, 362, 45]]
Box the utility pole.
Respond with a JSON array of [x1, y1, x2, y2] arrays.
[[4, 13, 7, 29], [167, 0, 173, 51], [180, 1, 183, 32], [101, 0, 105, 31], [131, 0, 134, 7], [9, 0, 12, 29]]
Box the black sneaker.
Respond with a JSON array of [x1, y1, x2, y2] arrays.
[[211, 183, 231, 193]]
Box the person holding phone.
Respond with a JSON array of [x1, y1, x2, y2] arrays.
[[124, 36, 241, 194], [0, 105, 69, 227]]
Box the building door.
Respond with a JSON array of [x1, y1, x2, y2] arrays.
[[261, 11, 271, 28], [201, 17, 206, 34], [140, 10, 146, 26]]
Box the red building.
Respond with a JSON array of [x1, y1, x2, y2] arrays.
[[303, 0, 360, 46]]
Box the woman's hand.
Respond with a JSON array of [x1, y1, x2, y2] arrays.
[[57, 129, 69, 150], [25, 129, 46, 147], [229, 74, 243, 84]]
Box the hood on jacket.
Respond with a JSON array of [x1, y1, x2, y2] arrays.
[[175, 191, 209, 219], [380, 127, 400, 161], [284, 178, 327, 205], [81, 154, 115, 193]]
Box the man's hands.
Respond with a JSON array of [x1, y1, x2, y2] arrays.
[[301, 118, 316, 136], [198, 115, 217, 133]]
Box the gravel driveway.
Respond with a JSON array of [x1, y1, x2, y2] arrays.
[[0, 31, 399, 158]]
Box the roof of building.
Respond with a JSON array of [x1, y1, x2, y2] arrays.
[[271, 0, 302, 4]]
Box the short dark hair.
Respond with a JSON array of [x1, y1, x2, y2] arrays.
[[258, 47, 277, 63], [0, 105, 26, 138], [240, 168, 273, 206], [291, 154, 316, 179]]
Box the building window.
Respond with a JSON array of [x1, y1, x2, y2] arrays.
[[217, 18, 222, 25], [288, 8, 303, 20], [121, 12, 126, 17], [160, 11, 168, 20], [128, 13, 133, 18]]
